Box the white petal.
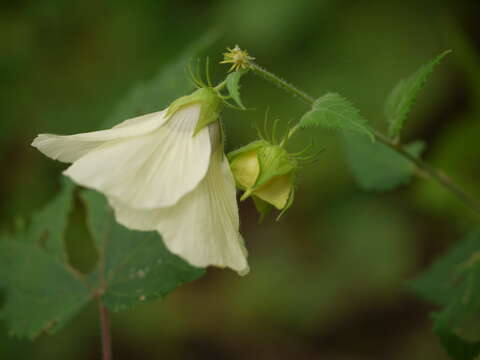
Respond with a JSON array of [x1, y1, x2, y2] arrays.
[[31, 110, 167, 163], [64, 104, 212, 209], [110, 150, 249, 275]]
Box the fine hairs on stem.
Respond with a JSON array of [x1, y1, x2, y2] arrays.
[[245, 59, 480, 215]]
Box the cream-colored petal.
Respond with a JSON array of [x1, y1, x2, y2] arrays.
[[110, 150, 249, 275], [31, 110, 167, 163], [254, 173, 293, 210], [107, 196, 161, 231], [230, 150, 260, 189], [64, 104, 211, 209]]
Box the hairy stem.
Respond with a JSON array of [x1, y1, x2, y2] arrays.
[[248, 62, 315, 105], [98, 300, 112, 360], [247, 61, 480, 215]]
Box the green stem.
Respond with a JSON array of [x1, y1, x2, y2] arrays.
[[247, 61, 480, 215], [214, 79, 227, 92], [248, 62, 315, 105], [279, 123, 301, 147]]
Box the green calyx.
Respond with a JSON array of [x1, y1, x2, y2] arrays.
[[255, 145, 296, 189], [166, 87, 222, 136], [228, 141, 297, 221]]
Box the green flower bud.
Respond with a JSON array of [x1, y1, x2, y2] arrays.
[[228, 140, 296, 220]]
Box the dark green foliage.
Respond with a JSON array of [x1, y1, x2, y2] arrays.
[[0, 182, 204, 339], [433, 305, 480, 360], [26, 179, 76, 261], [412, 230, 480, 359], [0, 180, 89, 339], [81, 191, 204, 312]]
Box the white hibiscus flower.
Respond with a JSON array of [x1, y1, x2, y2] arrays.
[[32, 88, 249, 275]]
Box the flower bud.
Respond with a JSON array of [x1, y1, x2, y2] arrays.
[[220, 45, 255, 72], [228, 141, 296, 220]]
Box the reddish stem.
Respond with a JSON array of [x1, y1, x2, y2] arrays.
[[98, 300, 112, 360]]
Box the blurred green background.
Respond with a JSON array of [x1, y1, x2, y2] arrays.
[[1, 0, 479, 359]]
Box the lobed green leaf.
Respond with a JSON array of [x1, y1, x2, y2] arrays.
[[81, 191, 204, 312], [0, 184, 205, 338]]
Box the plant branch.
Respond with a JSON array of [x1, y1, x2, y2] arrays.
[[247, 60, 480, 215], [373, 130, 480, 214]]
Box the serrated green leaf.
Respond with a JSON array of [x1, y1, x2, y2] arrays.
[[81, 191, 204, 312], [103, 32, 218, 128], [385, 50, 452, 139], [299, 93, 374, 140], [343, 133, 424, 191], [226, 70, 246, 109], [411, 230, 480, 359]]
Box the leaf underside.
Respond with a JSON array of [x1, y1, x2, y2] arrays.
[[343, 133, 424, 191]]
